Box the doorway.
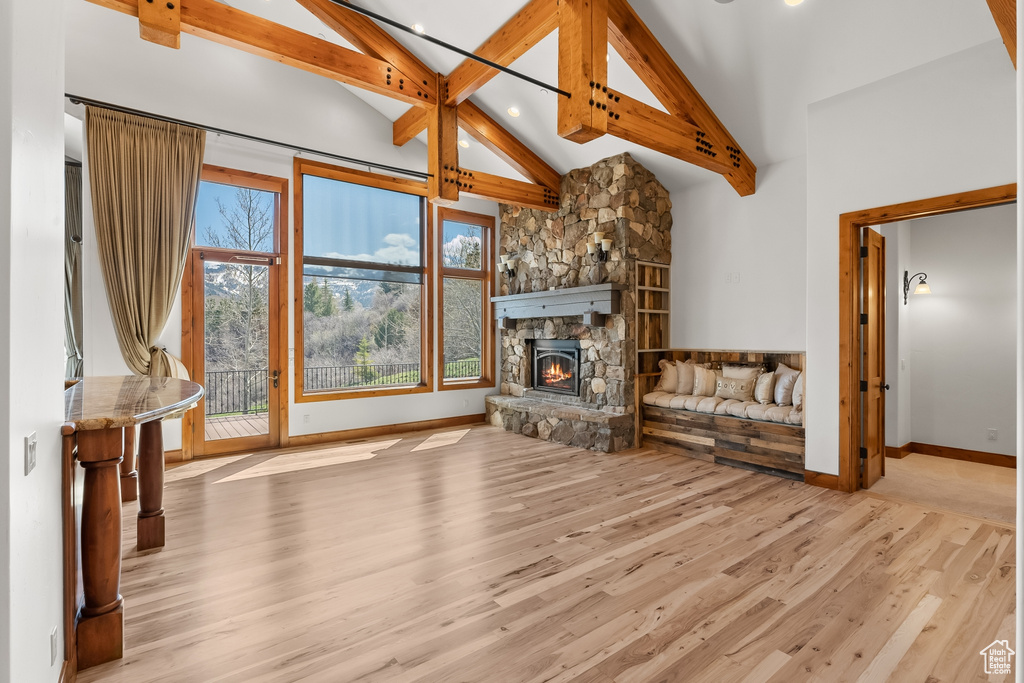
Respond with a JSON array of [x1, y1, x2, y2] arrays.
[[182, 166, 289, 458], [837, 183, 1016, 492]]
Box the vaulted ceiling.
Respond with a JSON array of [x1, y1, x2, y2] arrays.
[[86, 0, 1006, 195]]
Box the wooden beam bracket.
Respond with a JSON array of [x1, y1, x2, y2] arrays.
[[137, 0, 181, 48]]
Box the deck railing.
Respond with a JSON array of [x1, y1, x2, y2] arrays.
[[303, 363, 421, 391], [206, 358, 482, 414], [204, 369, 269, 417]]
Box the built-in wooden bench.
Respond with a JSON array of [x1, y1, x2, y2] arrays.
[[636, 350, 806, 480]]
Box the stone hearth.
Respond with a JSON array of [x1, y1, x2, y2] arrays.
[[486, 153, 672, 453]]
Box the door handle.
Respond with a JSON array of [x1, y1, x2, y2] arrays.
[[883, 384, 890, 391], [272, 370, 279, 389]]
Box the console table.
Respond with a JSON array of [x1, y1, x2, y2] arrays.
[[63, 376, 203, 670]]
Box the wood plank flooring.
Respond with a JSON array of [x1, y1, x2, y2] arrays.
[[205, 414, 269, 441], [78, 425, 1016, 683]]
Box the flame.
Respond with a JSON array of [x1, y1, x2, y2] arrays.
[[542, 361, 573, 384]]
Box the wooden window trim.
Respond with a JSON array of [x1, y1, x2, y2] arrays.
[[182, 165, 291, 459], [293, 158, 434, 403], [437, 206, 496, 391]]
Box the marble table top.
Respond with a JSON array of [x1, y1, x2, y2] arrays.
[[64, 376, 205, 431]]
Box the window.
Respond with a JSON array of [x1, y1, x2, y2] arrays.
[[294, 160, 431, 400], [438, 207, 495, 389]]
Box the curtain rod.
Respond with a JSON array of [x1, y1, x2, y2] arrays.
[[64, 93, 431, 181], [332, 0, 571, 99]]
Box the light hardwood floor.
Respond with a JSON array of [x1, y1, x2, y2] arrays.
[[78, 425, 1016, 683], [867, 453, 1016, 526]]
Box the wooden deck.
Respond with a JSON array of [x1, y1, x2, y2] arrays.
[[205, 414, 269, 441], [79, 425, 1015, 682]]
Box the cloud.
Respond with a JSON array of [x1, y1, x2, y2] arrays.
[[324, 233, 420, 266]]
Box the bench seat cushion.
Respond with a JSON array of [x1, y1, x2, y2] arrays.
[[643, 392, 803, 426]]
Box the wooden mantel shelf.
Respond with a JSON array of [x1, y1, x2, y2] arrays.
[[491, 283, 624, 323]]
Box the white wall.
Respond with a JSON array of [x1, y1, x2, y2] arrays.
[[805, 40, 1016, 475], [67, 1, 501, 449], [0, 0, 67, 681], [904, 205, 1017, 455], [671, 156, 807, 351]]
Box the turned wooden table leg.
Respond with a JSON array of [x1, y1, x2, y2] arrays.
[[137, 420, 165, 551], [120, 426, 137, 503], [76, 427, 124, 670]]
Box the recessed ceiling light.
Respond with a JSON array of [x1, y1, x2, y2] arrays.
[[714, 0, 734, 3], [507, 106, 521, 117], [784, 0, 804, 5], [411, 23, 425, 33], [458, 139, 469, 148]]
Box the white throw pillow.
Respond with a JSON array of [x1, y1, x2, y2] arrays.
[[715, 375, 756, 402], [675, 360, 697, 395], [754, 371, 776, 405], [774, 363, 800, 406], [693, 367, 718, 397], [722, 364, 763, 381], [653, 359, 677, 392], [792, 372, 804, 411]]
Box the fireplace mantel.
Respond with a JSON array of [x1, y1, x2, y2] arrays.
[[491, 283, 624, 323]]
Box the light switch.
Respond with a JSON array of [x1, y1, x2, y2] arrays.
[[24, 432, 37, 476]]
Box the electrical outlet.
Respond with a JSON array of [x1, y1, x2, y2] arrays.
[[462, 399, 469, 408], [900, 359, 906, 371], [987, 428, 998, 441], [24, 432, 37, 476], [725, 272, 733, 284], [303, 414, 311, 424], [50, 626, 57, 665], [733, 272, 741, 284]]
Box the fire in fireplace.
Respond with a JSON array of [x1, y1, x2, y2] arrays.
[[532, 340, 581, 396]]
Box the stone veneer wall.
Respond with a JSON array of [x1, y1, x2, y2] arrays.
[[487, 153, 672, 452]]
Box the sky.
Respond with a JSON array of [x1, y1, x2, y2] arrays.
[[196, 176, 480, 271]]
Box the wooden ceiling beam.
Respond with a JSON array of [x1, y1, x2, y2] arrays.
[[428, 75, 460, 206], [458, 102, 561, 191], [295, 0, 438, 97], [459, 170, 561, 212], [558, 0, 609, 143], [985, 0, 1016, 68], [393, 107, 430, 147], [445, 0, 559, 106], [607, 0, 755, 195], [605, 91, 733, 176], [137, 0, 180, 48], [390, 0, 558, 143], [86, 0, 435, 108]]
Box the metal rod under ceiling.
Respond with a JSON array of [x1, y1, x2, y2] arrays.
[[65, 93, 432, 180], [330, 0, 571, 99]]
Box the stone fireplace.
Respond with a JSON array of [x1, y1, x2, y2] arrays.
[[485, 153, 672, 453]]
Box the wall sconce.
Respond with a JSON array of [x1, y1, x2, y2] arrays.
[[499, 254, 518, 278], [587, 231, 612, 263], [903, 270, 930, 304]]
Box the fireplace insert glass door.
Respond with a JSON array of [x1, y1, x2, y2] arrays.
[[533, 340, 581, 396]]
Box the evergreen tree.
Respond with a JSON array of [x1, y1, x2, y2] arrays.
[[303, 278, 337, 317], [354, 336, 376, 383], [342, 288, 355, 312]]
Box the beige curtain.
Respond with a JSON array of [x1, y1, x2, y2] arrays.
[[64, 163, 84, 378], [85, 106, 205, 377]]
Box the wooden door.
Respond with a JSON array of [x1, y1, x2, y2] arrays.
[[189, 250, 282, 456], [860, 227, 886, 488]]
